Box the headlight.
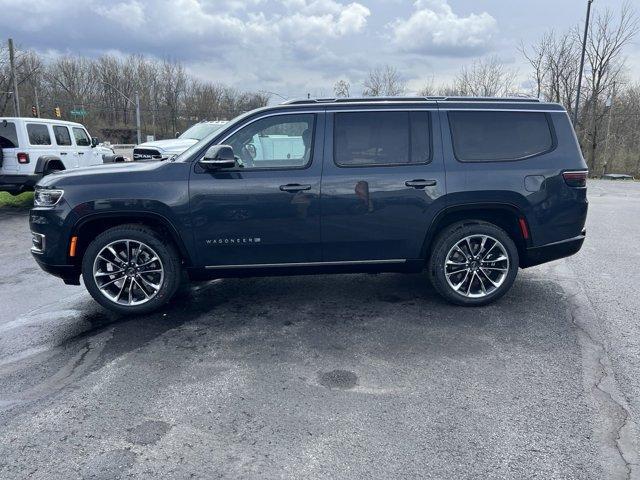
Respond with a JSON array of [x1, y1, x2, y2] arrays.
[[34, 188, 64, 207]]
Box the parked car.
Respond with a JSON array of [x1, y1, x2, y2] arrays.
[[30, 97, 588, 314], [0, 117, 113, 194], [132, 120, 228, 161]]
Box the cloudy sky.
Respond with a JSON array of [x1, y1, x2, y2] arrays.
[[1, 0, 638, 98]]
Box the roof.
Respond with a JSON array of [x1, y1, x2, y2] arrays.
[[0, 117, 86, 127], [283, 96, 542, 105], [277, 96, 565, 112]]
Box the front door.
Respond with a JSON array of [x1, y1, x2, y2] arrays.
[[190, 111, 324, 267], [71, 126, 92, 167], [320, 108, 446, 261]]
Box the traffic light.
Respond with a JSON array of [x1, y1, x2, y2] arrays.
[[54, 107, 61, 118], [31, 105, 37, 117]]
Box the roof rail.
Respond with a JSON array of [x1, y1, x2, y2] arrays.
[[282, 96, 541, 105]]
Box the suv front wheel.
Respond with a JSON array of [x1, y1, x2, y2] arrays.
[[82, 224, 182, 314], [428, 221, 519, 306]]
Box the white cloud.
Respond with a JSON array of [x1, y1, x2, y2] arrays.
[[390, 0, 497, 57]]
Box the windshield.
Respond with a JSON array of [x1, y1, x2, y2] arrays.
[[179, 122, 226, 141]]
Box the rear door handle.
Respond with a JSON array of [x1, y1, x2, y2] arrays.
[[279, 184, 312, 192], [405, 179, 437, 189], [77, 152, 84, 155], [60, 152, 67, 155]]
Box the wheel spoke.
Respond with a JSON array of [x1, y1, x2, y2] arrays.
[[483, 255, 508, 263], [446, 267, 468, 276], [479, 268, 501, 287], [137, 274, 161, 291], [452, 270, 470, 291], [95, 270, 123, 277], [99, 275, 125, 289], [476, 271, 487, 294], [132, 278, 151, 298], [137, 257, 159, 268]]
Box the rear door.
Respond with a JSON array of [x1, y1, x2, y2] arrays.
[[320, 106, 446, 262], [52, 124, 76, 167], [189, 111, 324, 267]]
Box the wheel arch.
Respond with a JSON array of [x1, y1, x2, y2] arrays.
[[421, 203, 530, 267], [35, 155, 66, 174], [71, 212, 193, 267]]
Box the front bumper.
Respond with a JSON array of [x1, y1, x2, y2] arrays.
[[31, 255, 80, 285], [0, 173, 42, 194], [521, 229, 586, 268]]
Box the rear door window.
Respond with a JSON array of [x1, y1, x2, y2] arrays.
[[27, 123, 52, 145], [0, 121, 18, 148], [53, 125, 72, 146], [72, 127, 91, 146], [334, 111, 431, 167], [448, 111, 554, 162]]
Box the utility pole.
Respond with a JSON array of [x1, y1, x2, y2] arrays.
[[573, 0, 594, 125], [8, 38, 20, 117], [135, 91, 141, 145], [34, 86, 40, 118]]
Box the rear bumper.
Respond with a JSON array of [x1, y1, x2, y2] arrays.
[[521, 230, 586, 268], [0, 173, 42, 193]]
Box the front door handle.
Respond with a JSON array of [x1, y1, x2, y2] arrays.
[[279, 184, 311, 193], [77, 152, 85, 155], [405, 179, 437, 189], [60, 152, 67, 155]]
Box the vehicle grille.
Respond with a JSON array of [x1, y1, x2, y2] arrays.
[[133, 148, 163, 161]]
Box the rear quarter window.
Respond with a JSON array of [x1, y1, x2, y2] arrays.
[[449, 111, 554, 162], [0, 121, 18, 148], [27, 123, 52, 145]]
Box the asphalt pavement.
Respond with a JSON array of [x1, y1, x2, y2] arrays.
[[0, 180, 638, 479]]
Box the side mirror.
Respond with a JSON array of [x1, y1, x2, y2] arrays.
[[199, 145, 236, 170], [175, 132, 181, 138], [91, 137, 99, 147]]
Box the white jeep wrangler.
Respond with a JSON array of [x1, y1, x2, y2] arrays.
[[0, 117, 114, 194]]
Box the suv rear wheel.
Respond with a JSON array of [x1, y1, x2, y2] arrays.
[[428, 221, 519, 306], [81, 224, 182, 314]]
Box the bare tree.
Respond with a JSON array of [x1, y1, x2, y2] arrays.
[[582, 2, 638, 172], [362, 65, 406, 97], [454, 56, 518, 97], [333, 79, 350, 98]]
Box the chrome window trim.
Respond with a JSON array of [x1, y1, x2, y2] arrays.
[[205, 259, 407, 270]]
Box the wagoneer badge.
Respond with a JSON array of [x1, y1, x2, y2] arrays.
[[206, 238, 261, 245]]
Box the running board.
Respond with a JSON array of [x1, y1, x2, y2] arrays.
[[204, 259, 407, 270]]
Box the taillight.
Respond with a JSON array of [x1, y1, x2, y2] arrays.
[[562, 171, 587, 188], [17, 152, 30, 164]]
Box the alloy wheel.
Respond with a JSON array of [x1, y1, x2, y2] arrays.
[[444, 234, 509, 298], [92, 239, 164, 306]]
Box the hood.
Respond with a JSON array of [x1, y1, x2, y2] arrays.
[[36, 161, 164, 188], [135, 138, 198, 153]]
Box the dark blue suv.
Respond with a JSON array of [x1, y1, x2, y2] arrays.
[[29, 97, 588, 314]]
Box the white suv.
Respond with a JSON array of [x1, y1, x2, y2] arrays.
[[0, 117, 114, 194]]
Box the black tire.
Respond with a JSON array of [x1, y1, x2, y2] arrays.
[[428, 220, 519, 306], [81, 224, 182, 315]]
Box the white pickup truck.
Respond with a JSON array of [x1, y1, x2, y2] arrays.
[[132, 120, 227, 161], [0, 117, 114, 194]]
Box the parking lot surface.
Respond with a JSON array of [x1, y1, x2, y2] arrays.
[[0, 180, 638, 479]]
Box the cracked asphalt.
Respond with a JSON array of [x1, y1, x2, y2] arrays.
[[0, 179, 638, 479]]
